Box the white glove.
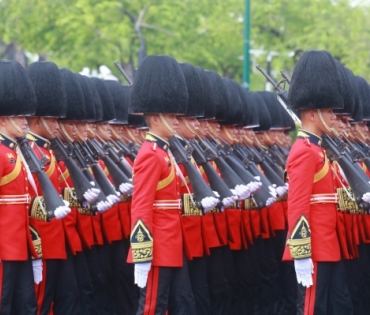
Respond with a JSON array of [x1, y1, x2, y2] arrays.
[[32, 259, 43, 284], [63, 200, 70, 207], [266, 196, 276, 207], [268, 185, 278, 198], [233, 184, 251, 200], [276, 186, 287, 197], [294, 258, 314, 288], [362, 192, 370, 203], [96, 200, 112, 212], [83, 188, 100, 203], [213, 191, 220, 198], [248, 181, 262, 193], [54, 205, 71, 219], [222, 196, 235, 208], [119, 183, 134, 195], [106, 193, 120, 205], [201, 196, 219, 212], [134, 262, 151, 288]]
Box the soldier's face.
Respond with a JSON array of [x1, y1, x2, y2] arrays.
[[60, 121, 76, 140], [75, 123, 88, 141], [123, 126, 139, 142], [0, 116, 28, 138], [96, 122, 111, 141], [177, 117, 199, 139], [158, 114, 179, 138], [42, 117, 59, 138], [244, 128, 255, 142], [110, 124, 124, 140], [318, 109, 336, 133]]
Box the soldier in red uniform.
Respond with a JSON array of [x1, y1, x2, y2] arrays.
[[26, 61, 80, 315], [128, 55, 196, 315], [283, 50, 353, 314], [0, 60, 40, 315], [57, 68, 102, 315]]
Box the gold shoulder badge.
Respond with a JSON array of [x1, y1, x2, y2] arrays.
[[146, 133, 157, 142], [287, 215, 311, 259], [130, 219, 153, 263], [26, 133, 37, 141]]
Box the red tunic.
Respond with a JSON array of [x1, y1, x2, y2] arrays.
[[283, 130, 340, 262], [178, 162, 204, 260], [0, 136, 38, 260], [28, 135, 67, 260], [58, 161, 83, 254], [128, 133, 183, 267], [98, 160, 123, 243]]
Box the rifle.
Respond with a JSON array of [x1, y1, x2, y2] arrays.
[[96, 135, 132, 178], [86, 139, 131, 190], [17, 137, 66, 221], [256, 64, 301, 126], [76, 141, 120, 198], [168, 135, 218, 212]]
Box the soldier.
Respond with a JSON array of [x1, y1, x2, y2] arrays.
[[127, 55, 197, 315], [0, 60, 40, 315], [283, 50, 353, 314], [26, 61, 80, 315]]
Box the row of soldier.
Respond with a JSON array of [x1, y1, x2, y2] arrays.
[[1, 50, 370, 315]]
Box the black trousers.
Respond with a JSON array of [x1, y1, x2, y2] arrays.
[[205, 246, 232, 315], [297, 260, 353, 315], [136, 258, 196, 315], [187, 256, 211, 315], [107, 239, 139, 315], [37, 252, 81, 315], [84, 245, 114, 315], [72, 250, 100, 315], [0, 259, 37, 315]]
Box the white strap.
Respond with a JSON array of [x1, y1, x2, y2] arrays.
[[168, 149, 196, 206]]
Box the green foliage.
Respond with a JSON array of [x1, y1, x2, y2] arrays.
[[1, 0, 370, 83]]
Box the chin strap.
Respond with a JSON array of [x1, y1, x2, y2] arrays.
[[110, 127, 122, 140], [207, 123, 219, 138], [9, 118, 26, 136], [159, 113, 176, 135], [222, 126, 235, 142], [75, 128, 86, 141], [97, 125, 110, 139], [198, 125, 207, 136], [40, 117, 55, 138], [264, 131, 274, 144], [59, 123, 74, 142], [181, 118, 197, 135], [317, 109, 333, 133], [125, 127, 137, 142]]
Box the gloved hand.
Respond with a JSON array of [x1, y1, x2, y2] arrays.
[[276, 183, 289, 197], [276, 186, 286, 197], [268, 185, 278, 198], [96, 200, 112, 212], [32, 259, 43, 284], [134, 262, 151, 288], [266, 196, 276, 207], [222, 196, 235, 208], [119, 182, 134, 195], [294, 258, 314, 288], [54, 201, 71, 219], [106, 193, 121, 205], [213, 191, 220, 198], [83, 188, 100, 203], [362, 192, 370, 203], [201, 196, 219, 212], [247, 181, 262, 194], [232, 184, 250, 200]]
